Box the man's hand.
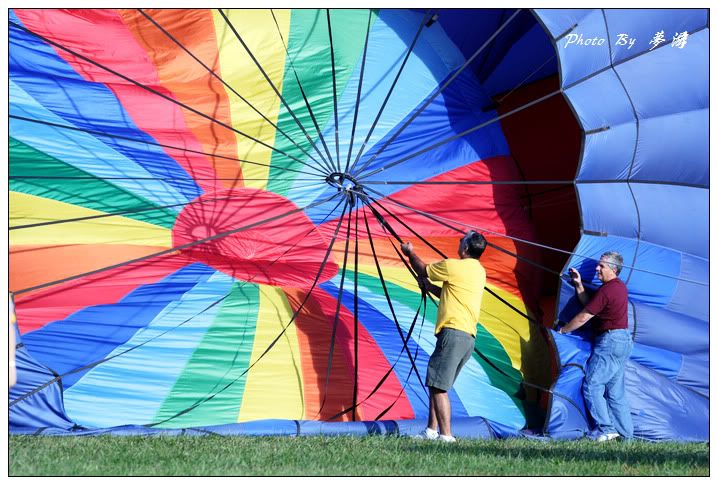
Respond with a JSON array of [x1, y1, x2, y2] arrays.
[[568, 267, 582, 287], [401, 242, 413, 256], [401, 241, 427, 278], [569, 267, 589, 305]]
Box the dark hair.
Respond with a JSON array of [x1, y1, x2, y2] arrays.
[[462, 230, 487, 259]]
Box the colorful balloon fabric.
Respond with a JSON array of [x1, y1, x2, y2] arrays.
[[9, 9, 708, 441]]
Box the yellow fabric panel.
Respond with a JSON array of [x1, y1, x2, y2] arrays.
[[238, 285, 304, 421], [348, 262, 420, 294], [480, 283, 552, 397], [212, 9, 290, 190], [9, 192, 172, 247], [480, 284, 533, 371]]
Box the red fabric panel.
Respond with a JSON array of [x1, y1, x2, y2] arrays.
[[284, 288, 354, 421], [287, 287, 414, 421], [321, 157, 536, 241], [172, 187, 339, 288]]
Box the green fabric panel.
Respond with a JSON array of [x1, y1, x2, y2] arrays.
[[346, 269, 525, 414], [349, 269, 437, 323], [473, 325, 525, 405], [9, 137, 177, 229], [153, 282, 260, 427], [268, 9, 370, 195]]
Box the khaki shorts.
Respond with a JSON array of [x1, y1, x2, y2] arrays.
[[425, 328, 475, 391]]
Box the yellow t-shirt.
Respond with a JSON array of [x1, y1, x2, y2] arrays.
[[426, 258, 485, 336]]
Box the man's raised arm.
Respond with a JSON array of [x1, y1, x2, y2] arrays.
[[401, 242, 428, 279]]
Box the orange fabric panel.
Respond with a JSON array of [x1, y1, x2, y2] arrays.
[[11, 245, 189, 333], [10, 244, 170, 296]]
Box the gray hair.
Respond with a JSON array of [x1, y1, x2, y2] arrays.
[[600, 251, 624, 276]]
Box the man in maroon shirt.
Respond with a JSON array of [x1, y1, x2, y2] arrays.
[[560, 251, 634, 442]]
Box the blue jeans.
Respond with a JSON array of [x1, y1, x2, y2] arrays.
[[583, 329, 634, 438]]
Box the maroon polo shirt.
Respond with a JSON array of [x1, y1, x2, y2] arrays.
[[584, 278, 629, 332]]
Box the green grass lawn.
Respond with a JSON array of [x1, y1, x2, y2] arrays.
[[9, 435, 708, 476]]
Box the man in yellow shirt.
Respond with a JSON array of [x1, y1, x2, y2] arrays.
[[401, 230, 487, 442]]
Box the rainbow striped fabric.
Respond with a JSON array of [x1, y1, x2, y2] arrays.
[[10, 9, 551, 430]]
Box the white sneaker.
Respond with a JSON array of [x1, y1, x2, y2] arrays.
[[596, 432, 620, 442], [414, 428, 439, 440], [438, 434, 456, 443]]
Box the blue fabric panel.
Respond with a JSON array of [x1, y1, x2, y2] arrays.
[[435, 9, 554, 96], [477, 22, 557, 97], [306, 79, 509, 211], [552, 330, 593, 367], [533, 9, 596, 38], [624, 238, 680, 307], [613, 29, 708, 121], [604, 9, 708, 63], [305, 417, 506, 439], [566, 70, 634, 181], [630, 110, 708, 185], [676, 356, 708, 397], [443, 417, 495, 439], [10, 326, 76, 431], [21, 263, 214, 389], [318, 281, 429, 417], [625, 360, 708, 441], [578, 124, 634, 181], [560, 234, 640, 283], [8, 13, 202, 203], [434, 9, 507, 52], [10, 417, 516, 439], [629, 342, 681, 380], [550, 9, 610, 88], [576, 184, 638, 240], [614, 28, 708, 187], [544, 331, 591, 439], [668, 252, 708, 321], [208, 420, 296, 436], [630, 183, 708, 259], [62, 271, 235, 428], [564, 68, 633, 130], [482, 418, 522, 439], [545, 366, 589, 440], [632, 301, 707, 357], [300, 420, 399, 436], [557, 278, 584, 326]]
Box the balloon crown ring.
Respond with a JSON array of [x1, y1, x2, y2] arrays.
[[325, 172, 366, 207]]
